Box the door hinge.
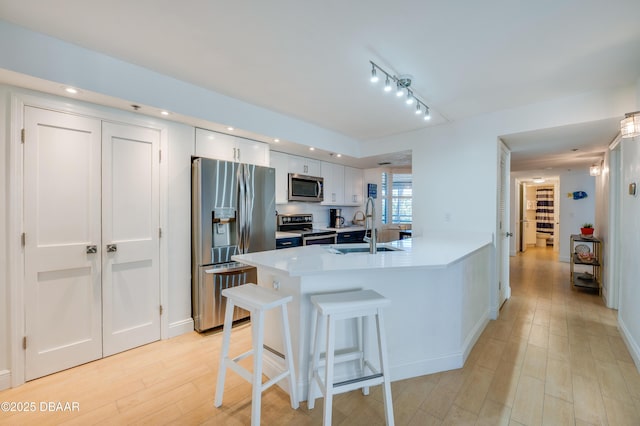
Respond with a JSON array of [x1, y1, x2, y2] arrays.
[[23, 336, 27, 350], [159, 227, 162, 238], [159, 149, 162, 163], [21, 128, 25, 143], [160, 305, 164, 316], [499, 281, 502, 290], [21, 232, 26, 247]]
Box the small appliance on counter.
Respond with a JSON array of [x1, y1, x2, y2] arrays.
[[277, 214, 337, 245], [329, 208, 345, 228]]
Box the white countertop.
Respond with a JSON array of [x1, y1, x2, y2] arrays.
[[235, 231, 493, 276]]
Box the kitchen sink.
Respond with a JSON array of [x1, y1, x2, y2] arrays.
[[334, 246, 400, 254]]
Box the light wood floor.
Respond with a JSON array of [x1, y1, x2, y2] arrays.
[[2, 247, 639, 425]]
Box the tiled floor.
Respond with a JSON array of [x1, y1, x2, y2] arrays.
[[1, 246, 639, 425]]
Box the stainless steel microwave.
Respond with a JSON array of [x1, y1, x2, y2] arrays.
[[288, 173, 324, 202]]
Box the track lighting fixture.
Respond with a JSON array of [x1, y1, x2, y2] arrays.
[[369, 61, 431, 121]]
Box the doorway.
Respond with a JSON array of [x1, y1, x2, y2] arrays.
[[518, 179, 560, 253]]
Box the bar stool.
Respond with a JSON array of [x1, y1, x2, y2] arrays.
[[307, 289, 394, 426], [214, 284, 299, 426]]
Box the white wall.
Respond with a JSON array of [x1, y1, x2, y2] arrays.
[[558, 171, 596, 262], [165, 123, 195, 336], [618, 80, 640, 367]]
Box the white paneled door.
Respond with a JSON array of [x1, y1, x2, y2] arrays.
[[24, 107, 103, 380], [24, 107, 160, 380], [102, 122, 160, 356]]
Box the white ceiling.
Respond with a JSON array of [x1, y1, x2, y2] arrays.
[[1, 0, 639, 173]]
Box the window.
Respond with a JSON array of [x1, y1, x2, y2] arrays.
[[381, 172, 412, 224]]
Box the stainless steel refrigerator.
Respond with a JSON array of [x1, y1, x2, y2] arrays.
[[191, 157, 276, 331]]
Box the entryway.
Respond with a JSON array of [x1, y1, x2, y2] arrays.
[[23, 106, 161, 380]]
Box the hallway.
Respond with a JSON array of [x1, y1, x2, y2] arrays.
[[0, 247, 639, 425]]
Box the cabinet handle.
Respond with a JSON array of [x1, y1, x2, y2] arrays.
[[237, 148, 241, 161], [86, 245, 97, 254], [304, 165, 308, 174], [233, 147, 236, 161], [281, 241, 292, 246], [106, 244, 117, 253]]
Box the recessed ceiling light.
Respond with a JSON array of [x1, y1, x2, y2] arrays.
[[64, 87, 79, 94], [309, 147, 315, 151], [336, 154, 342, 158], [160, 110, 170, 116], [274, 138, 280, 143], [227, 127, 234, 131]]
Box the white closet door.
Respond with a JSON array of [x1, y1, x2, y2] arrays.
[[24, 107, 103, 380], [102, 122, 160, 356]]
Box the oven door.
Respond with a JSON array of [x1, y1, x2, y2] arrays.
[[303, 233, 337, 245]]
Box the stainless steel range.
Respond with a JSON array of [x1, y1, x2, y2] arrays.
[[277, 214, 337, 245]]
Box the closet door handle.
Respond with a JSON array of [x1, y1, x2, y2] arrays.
[[106, 244, 117, 253], [86, 245, 97, 254], [506, 232, 513, 237]]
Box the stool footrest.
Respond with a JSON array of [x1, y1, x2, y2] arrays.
[[224, 357, 253, 383], [262, 370, 291, 392], [334, 373, 383, 389]]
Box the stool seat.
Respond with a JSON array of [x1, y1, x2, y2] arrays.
[[308, 289, 394, 426], [222, 283, 293, 311], [311, 289, 390, 315], [215, 284, 298, 426]]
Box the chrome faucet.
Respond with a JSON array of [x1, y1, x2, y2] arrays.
[[363, 196, 377, 254]]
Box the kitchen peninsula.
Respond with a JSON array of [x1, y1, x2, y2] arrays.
[[232, 232, 494, 399]]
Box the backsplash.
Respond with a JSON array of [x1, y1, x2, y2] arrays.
[[276, 202, 364, 229]]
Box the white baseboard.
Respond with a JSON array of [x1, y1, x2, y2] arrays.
[[618, 316, 640, 372], [168, 318, 194, 338], [0, 370, 10, 391]]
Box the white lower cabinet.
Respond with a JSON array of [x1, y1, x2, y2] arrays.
[[195, 128, 269, 166], [321, 161, 345, 205]]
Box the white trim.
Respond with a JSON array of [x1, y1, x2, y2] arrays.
[[159, 127, 169, 340], [8, 88, 170, 386], [0, 370, 10, 391], [618, 315, 640, 371], [605, 143, 621, 309], [9, 93, 25, 387], [168, 318, 195, 338]]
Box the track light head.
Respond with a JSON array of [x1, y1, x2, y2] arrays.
[[370, 65, 379, 83], [384, 76, 391, 92]]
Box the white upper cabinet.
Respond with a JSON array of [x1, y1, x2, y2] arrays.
[[288, 155, 321, 176], [270, 151, 290, 204], [344, 166, 364, 205], [321, 161, 345, 205], [195, 128, 269, 166]]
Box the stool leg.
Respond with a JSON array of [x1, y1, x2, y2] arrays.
[[360, 315, 369, 396], [323, 315, 336, 426], [251, 309, 265, 426], [375, 309, 394, 426], [280, 303, 299, 409], [307, 308, 321, 409], [214, 299, 236, 407]]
